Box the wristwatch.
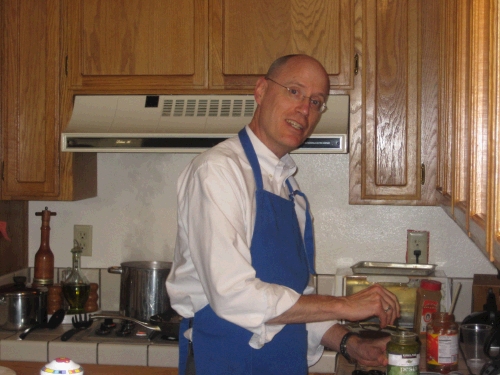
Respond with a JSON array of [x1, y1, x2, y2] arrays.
[[339, 331, 358, 363]]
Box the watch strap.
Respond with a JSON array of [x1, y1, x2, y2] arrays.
[[339, 331, 358, 363]]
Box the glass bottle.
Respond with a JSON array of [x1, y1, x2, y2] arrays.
[[61, 241, 90, 314], [387, 331, 420, 375], [33, 207, 56, 287], [414, 279, 442, 336], [426, 312, 459, 373]]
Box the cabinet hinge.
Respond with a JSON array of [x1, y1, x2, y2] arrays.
[[1, 161, 4, 181], [421, 163, 425, 185], [354, 54, 359, 75], [65, 56, 68, 76]]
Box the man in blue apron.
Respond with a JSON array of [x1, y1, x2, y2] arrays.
[[167, 54, 400, 375]]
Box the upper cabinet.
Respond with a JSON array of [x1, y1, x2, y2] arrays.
[[63, 0, 208, 92], [63, 0, 353, 93], [0, 0, 96, 201], [349, 0, 439, 205], [209, 0, 354, 90], [437, 0, 500, 267]]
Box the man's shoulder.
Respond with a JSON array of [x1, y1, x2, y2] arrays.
[[193, 136, 244, 166], [181, 136, 250, 181]]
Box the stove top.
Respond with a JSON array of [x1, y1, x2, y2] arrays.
[[73, 317, 179, 345]]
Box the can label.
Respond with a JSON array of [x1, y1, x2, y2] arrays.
[[387, 353, 420, 375], [427, 333, 459, 365], [419, 299, 439, 333]]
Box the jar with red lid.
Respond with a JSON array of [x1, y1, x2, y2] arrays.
[[426, 312, 459, 373]]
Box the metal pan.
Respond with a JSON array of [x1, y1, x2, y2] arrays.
[[351, 261, 436, 276], [90, 310, 181, 340]]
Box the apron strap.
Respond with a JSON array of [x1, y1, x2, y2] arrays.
[[238, 128, 264, 190], [286, 180, 316, 275]]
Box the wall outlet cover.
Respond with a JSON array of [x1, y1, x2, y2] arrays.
[[406, 230, 429, 264]]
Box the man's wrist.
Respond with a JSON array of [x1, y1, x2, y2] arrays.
[[339, 331, 358, 363]]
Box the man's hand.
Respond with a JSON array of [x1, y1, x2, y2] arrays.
[[348, 334, 391, 366], [340, 284, 400, 328], [321, 324, 390, 367]]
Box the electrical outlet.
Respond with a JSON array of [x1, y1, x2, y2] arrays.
[[406, 230, 429, 264], [74, 225, 93, 256]]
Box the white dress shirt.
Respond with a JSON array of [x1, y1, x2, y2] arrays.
[[166, 126, 336, 366]]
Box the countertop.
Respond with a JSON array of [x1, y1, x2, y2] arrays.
[[0, 318, 336, 374], [0, 361, 333, 375]]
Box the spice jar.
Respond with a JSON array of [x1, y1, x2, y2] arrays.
[[414, 279, 442, 336], [426, 312, 459, 373], [387, 331, 420, 375]]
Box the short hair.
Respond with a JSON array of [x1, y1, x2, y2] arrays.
[[266, 54, 301, 78]]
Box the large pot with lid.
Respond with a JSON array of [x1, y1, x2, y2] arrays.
[[108, 261, 172, 321], [0, 276, 47, 331]]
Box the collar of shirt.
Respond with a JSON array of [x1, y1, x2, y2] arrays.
[[244, 126, 298, 191]]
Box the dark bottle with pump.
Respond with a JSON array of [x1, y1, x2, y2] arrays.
[[32, 207, 56, 287]]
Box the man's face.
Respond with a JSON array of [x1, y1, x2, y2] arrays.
[[250, 56, 329, 158]]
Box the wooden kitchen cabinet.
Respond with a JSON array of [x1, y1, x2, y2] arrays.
[[436, 0, 500, 268], [0, 0, 96, 200], [63, 0, 353, 92], [209, 0, 354, 90], [349, 0, 439, 205], [63, 0, 208, 92]]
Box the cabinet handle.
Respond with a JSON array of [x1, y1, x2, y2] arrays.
[[354, 54, 359, 75], [421, 163, 425, 185]]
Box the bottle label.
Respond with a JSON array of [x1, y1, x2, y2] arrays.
[[427, 333, 459, 365], [387, 353, 420, 375], [419, 299, 439, 333]]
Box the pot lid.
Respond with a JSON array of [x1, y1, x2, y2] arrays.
[[0, 276, 45, 297]]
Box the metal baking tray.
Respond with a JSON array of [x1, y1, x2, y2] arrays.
[[351, 261, 436, 276]]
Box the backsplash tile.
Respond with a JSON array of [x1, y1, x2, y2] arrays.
[[49, 340, 97, 364], [452, 277, 473, 322], [147, 343, 179, 367], [99, 268, 120, 311], [0, 336, 48, 362], [98, 343, 148, 366]]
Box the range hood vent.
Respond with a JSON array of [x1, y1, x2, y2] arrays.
[[62, 95, 349, 153]]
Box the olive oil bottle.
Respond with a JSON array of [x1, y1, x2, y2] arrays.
[[62, 241, 90, 314]]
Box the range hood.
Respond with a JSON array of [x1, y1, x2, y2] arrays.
[[61, 94, 349, 153]]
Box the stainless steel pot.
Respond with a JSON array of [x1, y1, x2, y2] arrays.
[[0, 277, 47, 331], [108, 261, 172, 322]]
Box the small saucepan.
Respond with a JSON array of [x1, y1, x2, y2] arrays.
[[90, 310, 181, 340], [0, 276, 47, 331]]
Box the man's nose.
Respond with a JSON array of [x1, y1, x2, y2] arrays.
[[296, 97, 311, 115]]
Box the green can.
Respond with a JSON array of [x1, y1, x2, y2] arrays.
[[387, 331, 421, 375]]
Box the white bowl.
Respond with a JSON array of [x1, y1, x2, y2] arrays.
[[40, 357, 83, 375]]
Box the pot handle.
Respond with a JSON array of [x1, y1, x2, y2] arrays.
[[107, 266, 122, 274]]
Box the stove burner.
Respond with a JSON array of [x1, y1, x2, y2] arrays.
[[94, 318, 117, 335], [115, 320, 134, 337], [103, 318, 116, 329]]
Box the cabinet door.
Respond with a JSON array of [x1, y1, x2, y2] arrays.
[[349, 0, 438, 205], [64, 0, 207, 91], [1, 0, 96, 201], [210, 0, 353, 90], [1, 0, 60, 198]]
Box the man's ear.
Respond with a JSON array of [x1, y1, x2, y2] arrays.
[[254, 77, 268, 105]]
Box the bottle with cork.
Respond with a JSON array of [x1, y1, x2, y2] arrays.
[[32, 207, 56, 288], [413, 279, 442, 336]]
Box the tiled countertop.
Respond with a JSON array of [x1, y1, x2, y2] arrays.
[[0, 323, 336, 373]]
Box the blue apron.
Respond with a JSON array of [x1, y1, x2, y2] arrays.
[[178, 128, 315, 375]]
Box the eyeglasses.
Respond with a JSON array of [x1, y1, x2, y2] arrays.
[[265, 77, 328, 113]]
